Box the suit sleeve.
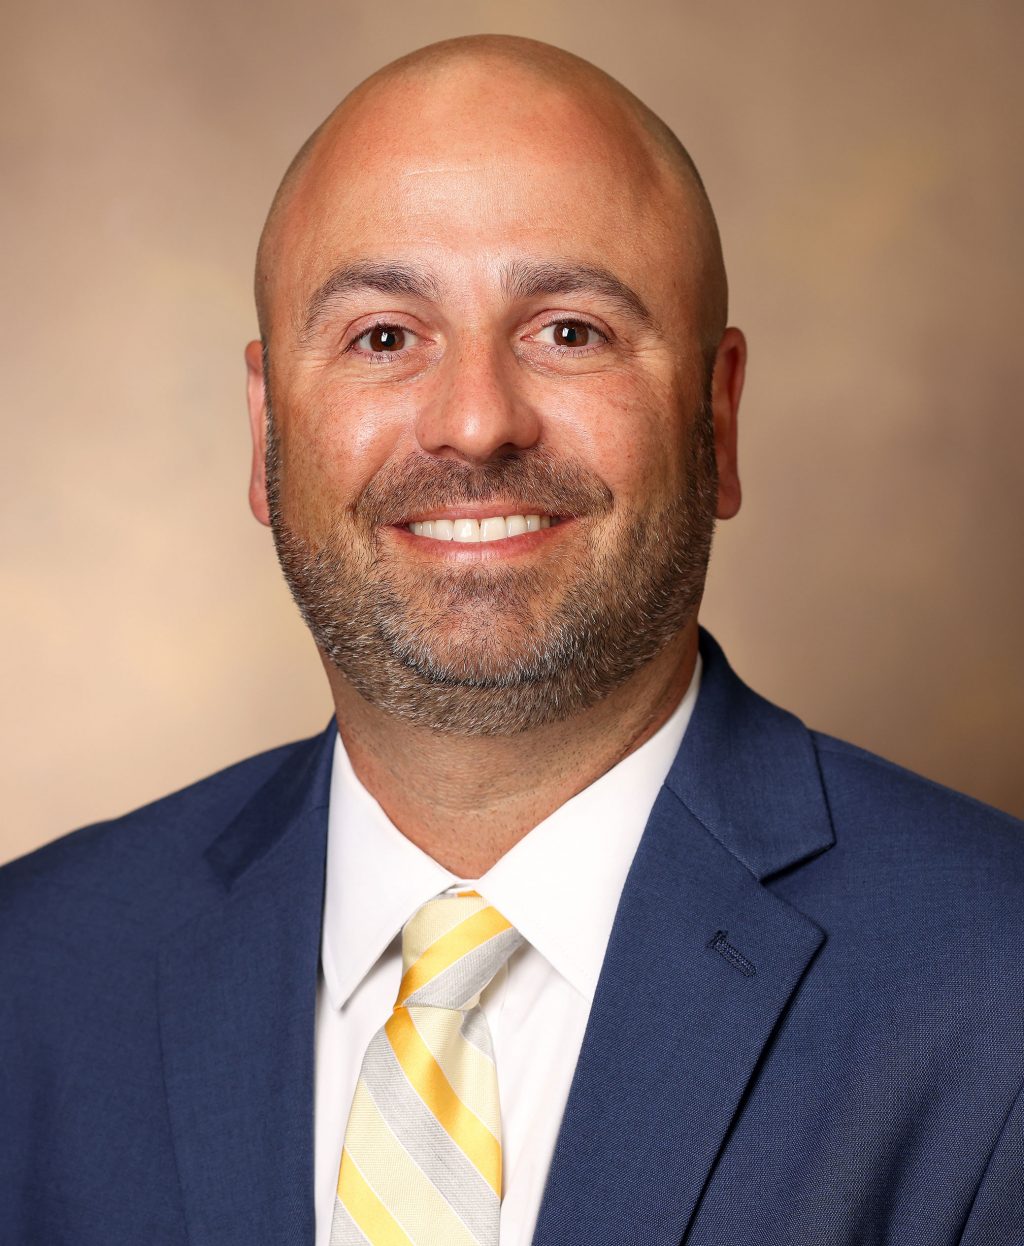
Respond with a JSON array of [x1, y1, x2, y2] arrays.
[[958, 1077, 1024, 1244]]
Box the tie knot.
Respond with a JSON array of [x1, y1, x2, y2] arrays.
[[396, 891, 523, 1011]]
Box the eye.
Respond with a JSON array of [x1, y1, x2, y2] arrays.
[[535, 320, 604, 349], [352, 323, 418, 354]]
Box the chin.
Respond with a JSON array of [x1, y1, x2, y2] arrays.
[[388, 629, 551, 687]]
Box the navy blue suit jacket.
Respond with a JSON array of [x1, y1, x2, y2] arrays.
[[2, 631, 1023, 1244]]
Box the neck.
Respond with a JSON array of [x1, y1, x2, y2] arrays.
[[323, 622, 699, 877]]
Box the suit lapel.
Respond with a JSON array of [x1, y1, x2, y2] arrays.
[[157, 725, 335, 1246], [532, 631, 834, 1246]]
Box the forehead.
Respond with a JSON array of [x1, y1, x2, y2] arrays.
[[270, 68, 693, 326]]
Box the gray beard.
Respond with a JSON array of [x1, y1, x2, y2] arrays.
[[266, 397, 717, 736]]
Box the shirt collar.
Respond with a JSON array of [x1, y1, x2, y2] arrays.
[[321, 743, 457, 1012], [321, 655, 701, 1011]]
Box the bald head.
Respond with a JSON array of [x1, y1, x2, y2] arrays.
[[254, 35, 727, 357]]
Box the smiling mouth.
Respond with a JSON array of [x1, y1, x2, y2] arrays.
[[405, 513, 563, 543]]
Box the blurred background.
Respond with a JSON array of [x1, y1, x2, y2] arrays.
[[3, 0, 1022, 864]]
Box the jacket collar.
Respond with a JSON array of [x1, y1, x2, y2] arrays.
[[665, 628, 834, 880], [203, 722, 336, 891]]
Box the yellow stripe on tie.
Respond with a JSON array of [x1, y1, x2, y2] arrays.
[[396, 907, 511, 1007], [407, 1006, 501, 1138], [385, 1007, 503, 1196], [338, 1148, 415, 1246], [343, 1081, 480, 1246]]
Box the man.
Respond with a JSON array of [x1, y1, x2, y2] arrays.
[[1, 32, 1021, 1246]]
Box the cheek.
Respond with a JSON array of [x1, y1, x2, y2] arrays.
[[547, 370, 686, 502], [275, 378, 416, 528]]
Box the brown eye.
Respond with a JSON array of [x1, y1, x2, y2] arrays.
[[543, 320, 596, 348], [366, 325, 406, 352], [555, 321, 589, 346]]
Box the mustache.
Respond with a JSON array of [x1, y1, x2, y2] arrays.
[[356, 448, 614, 527]]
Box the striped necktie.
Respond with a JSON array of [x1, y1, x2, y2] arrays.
[[331, 891, 524, 1246]]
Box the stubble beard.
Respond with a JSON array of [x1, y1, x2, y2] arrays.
[[265, 390, 718, 736]]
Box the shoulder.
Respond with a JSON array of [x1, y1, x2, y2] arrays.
[[0, 732, 325, 949], [812, 729, 1023, 859], [796, 730, 1024, 947]]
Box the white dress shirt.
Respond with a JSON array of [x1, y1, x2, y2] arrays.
[[314, 656, 701, 1246]]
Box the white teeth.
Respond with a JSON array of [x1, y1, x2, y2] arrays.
[[479, 516, 508, 542], [407, 513, 558, 542], [452, 518, 480, 543]]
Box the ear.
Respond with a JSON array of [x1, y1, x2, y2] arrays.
[[245, 339, 271, 527], [709, 326, 746, 520]]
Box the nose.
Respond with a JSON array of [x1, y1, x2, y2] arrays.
[[414, 337, 541, 462]]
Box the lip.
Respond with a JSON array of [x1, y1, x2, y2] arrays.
[[387, 515, 576, 559], [392, 502, 571, 524]]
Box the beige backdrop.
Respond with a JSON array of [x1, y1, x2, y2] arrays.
[[3, 0, 1022, 865]]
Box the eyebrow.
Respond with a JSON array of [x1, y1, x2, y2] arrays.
[[299, 256, 655, 341], [501, 259, 655, 329], [300, 261, 441, 340]]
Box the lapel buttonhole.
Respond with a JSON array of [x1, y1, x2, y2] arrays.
[[707, 929, 756, 978]]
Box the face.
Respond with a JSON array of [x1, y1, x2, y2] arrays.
[[247, 66, 744, 735]]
